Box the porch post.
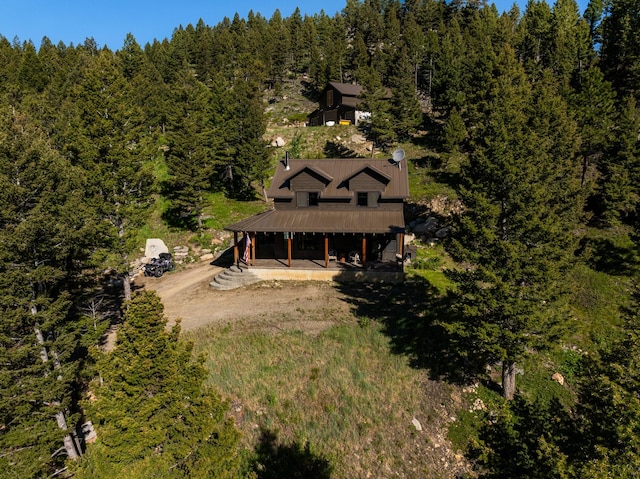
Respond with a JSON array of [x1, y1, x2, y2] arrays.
[[399, 233, 405, 269], [287, 235, 292, 268], [361, 236, 367, 264], [233, 231, 239, 266], [251, 233, 256, 266], [324, 234, 329, 268]]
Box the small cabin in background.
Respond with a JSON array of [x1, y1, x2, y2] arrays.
[[308, 81, 391, 127]]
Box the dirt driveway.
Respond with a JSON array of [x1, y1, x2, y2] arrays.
[[135, 260, 354, 332]]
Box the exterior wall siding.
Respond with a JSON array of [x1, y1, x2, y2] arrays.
[[290, 171, 327, 191], [349, 172, 387, 191]]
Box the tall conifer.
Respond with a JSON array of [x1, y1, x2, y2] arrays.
[[445, 50, 583, 399]]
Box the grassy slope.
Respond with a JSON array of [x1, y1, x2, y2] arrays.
[[188, 317, 463, 478]]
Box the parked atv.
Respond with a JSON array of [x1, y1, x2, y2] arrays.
[[144, 252, 175, 278]]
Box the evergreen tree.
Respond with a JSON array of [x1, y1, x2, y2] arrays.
[[549, 0, 591, 90], [74, 291, 244, 478], [432, 17, 467, 113], [569, 65, 617, 189], [600, 0, 640, 98], [68, 50, 154, 300], [0, 107, 99, 476], [599, 96, 640, 225], [359, 66, 396, 150], [222, 76, 268, 199], [388, 45, 423, 140], [445, 52, 583, 399], [517, 0, 554, 75], [573, 286, 640, 476], [265, 9, 291, 82], [475, 397, 570, 478], [442, 107, 467, 154], [164, 72, 221, 230]]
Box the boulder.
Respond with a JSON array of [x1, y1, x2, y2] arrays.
[[200, 253, 214, 262], [351, 133, 367, 144], [435, 226, 451, 238], [424, 216, 440, 231], [411, 417, 423, 432], [552, 372, 565, 386], [145, 238, 169, 259], [413, 216, 439, 235], [271, 136, 286, 147], [413, 222, 430, 234], [403, 233, 415, 245]]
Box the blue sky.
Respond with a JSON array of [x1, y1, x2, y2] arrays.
[[2, 0, 588, 51]]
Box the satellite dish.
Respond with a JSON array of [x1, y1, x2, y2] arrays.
[[392, 148, 405, 169]]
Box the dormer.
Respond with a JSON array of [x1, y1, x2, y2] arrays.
[[346, 165, 391, 192], [344, 164, 392, 208], [286, 165, 333, 192]]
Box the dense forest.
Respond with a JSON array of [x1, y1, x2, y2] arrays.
[[0, 0, 639, 477]]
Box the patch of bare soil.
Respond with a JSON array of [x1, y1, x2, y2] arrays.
[[134, 261, 352, 333]]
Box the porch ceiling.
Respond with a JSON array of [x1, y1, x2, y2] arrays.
[[225, 209, 405, 234]]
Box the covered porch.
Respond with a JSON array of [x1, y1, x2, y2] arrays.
[[225, 209, 406, 272]]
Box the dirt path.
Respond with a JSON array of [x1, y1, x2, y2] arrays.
[[134, 260, 353, 332]]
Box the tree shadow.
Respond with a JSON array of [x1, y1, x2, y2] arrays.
[[334, 277, 483, 384], [430, 168, 463, 192], [577, 236, 637, 276], [251, 428, 333, 479], [158, 180, 198, 230], [300, 80, 320, 101], [212, 246, 234, 268], [323, 141, 359, 158]]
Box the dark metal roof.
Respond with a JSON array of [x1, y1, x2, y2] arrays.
[[284, 165, 334, 184], [328, 81, 363, 96], [346, 164, 392, 184], [225, 209, 405, 234], [268, 158, 409, 200], [340, 96, 359, 108]]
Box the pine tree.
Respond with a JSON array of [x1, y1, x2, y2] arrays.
[[74, 291, 244, 478], [570, 65, 617, 189], [223, 76, 268, 199], [388, 46, 423, 141], [359, 66, 396, 150], [442, 107, 467, 155], [599, 96, 640, 225], [517, 0, 554, 75], [445, 51, 584, 400], [67, 50, 154, 301], [600, 0, 640, 98], [573, 286, 640, 476], [164, 72, 221, 230], [0, 107, 99, 477]]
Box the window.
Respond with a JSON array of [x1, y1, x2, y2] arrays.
[[326, 89, 334, 106], [357, 192, 379, 207], [297, 191, 319, 207]]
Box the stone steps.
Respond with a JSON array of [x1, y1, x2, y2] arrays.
[[209, 264, 261, 290]]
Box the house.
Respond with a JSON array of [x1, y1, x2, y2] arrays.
[[224, 155, 409, 278], [307, 81, 391, 127]]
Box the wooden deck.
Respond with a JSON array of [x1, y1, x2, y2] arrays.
[[244, 258, 402, 271]]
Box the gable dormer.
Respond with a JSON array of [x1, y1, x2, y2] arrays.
[[286, 165, 333, 192], [346, 165, 392, 193]]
